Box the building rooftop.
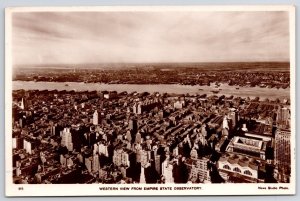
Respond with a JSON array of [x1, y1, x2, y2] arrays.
[[219, 153, 261, 170]]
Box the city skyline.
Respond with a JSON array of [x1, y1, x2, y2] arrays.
[[12, 11, 289, 67]]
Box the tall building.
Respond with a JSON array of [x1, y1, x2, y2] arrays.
[[85, 157, 93, 173], [132, 103, 137, 114], [125, 130, 132, 142], [98, 142, 108, 157], [113, 148, 130, 167], [274, 129, 291, 182], [199, 134, 207, 146], [20, 98, 25, 110], [92, 154, 100, 172], [93, 143, 99, 155], [154, 155, 161, 175], [140, 150, 151, 168], [19, 118, 23, 128], [113, 149, 123, 167], [60, 154, 67, 167], [60, 128, 73, 152], [93, 110, 99, 125], [162, 156, 174, 183], [137, 103, 142, 114], [222, 115, 230, 138], [186, 157, 210, 183], [133, 102, 143, 114], [121, 150, 130, 167], [12, 138, 16, 149], [12, 137, 23, 149], [66, 156, 74, 168], [23, 139, 33, 154], [276, 107, 291, 129], [129, 119, 138, 135], [228, 110, 238, 128], [201, 125, 207, 137], [172, 146, 179, 157], [140, 167, 146, 183], [51, 125, 56, 136], [59, 154, 74, 168], [222, 116, 229, 130], [190, 148, 198, 159], [129, 119, 137, 130]]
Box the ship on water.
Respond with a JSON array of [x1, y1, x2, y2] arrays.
[[211, 90, 220, 94]]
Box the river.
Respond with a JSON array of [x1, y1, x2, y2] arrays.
[[12, 81, 290, 100]]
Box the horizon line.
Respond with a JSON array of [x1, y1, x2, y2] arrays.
[[13, 61, 290, 68]]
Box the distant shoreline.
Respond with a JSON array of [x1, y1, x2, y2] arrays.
[[12, 81, 290, 101]]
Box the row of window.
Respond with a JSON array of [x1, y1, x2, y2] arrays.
[[223, 165, 253, 176]]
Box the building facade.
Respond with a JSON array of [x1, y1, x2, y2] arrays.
[[274, 129, 291, 182]]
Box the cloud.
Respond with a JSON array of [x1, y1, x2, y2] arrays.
[[11, 11, 290, 66]]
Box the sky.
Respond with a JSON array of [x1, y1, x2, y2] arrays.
[[11, 11, 290, 67]]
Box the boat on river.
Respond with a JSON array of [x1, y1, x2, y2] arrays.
[[211, 90, 220, 94]]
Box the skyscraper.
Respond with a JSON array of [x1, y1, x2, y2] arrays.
[[132, 103, 137, 114], [274, 129, 291, 182], [129, 119, 137, 130], [189, 158, 210, 183], [129, 119, 138, 142], [154, 155, 161, 175], [85, 157, 93, 173], [228, 110, 238, 128], [140, 150, 150, 168], [162, 156, 174, 183], [201, 124, 207, 137], [113, 149, 123, 167], [190, 148, 198, 159], [93, 110, 99, 125], [93, 154, 100, 172], [60, 154, 67, 167], [20, 98, 25, 110], [23, 139, 32, 154], [137, 103, 142, 114], [140, 166, 146, 183], [222, 115, 229, 130], [276, 107, 291, 129], [61, 128, 73, 152], [122, 151, 130, 167], [199, 134, 207, 146]]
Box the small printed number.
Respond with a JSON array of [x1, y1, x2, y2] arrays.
[[18, 187, 23, 190]]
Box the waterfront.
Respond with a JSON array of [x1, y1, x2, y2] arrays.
[[13, 81, 290, 100]]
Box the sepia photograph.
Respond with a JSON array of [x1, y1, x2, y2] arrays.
[[5, 6, 295, 196]]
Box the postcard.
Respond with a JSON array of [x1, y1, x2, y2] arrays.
[[5, 5, 295, 196]]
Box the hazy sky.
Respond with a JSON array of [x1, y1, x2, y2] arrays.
[[12, 11, 290, 66]]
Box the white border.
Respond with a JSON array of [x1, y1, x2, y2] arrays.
[[5, 5, 296, 196]]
